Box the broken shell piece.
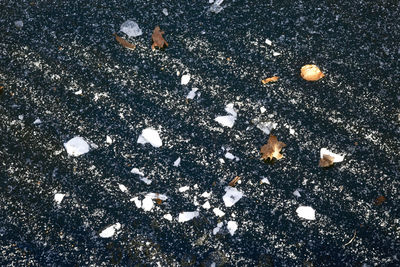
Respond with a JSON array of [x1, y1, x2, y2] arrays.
[[319, 154, 335, 167], [261, 76, 279, 84], [301, 64, 324, 81]]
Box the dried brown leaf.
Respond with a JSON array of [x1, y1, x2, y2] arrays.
[[374, 196, 386, 206], [262, 76, 279, 84], [260, 135, 286, 161], [319, 154, 335, 167], [113, 33, 136, 50], [151, 26, 168, 50]]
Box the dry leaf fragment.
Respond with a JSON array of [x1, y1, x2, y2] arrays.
[[319, 154, 335, 167], [301, 64, 324, 81], [113, 33, 136, 50], [260, 135, 286, 161], [151, 26, 168, 50], [262, 76, 279, 84], [374, 196, 386, 206], [228, 176, 241, 187], [155, 198, 163, 205]]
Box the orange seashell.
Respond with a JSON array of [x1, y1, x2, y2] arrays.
[[301, 64, 324, 81], [261, 76, 279, 84]]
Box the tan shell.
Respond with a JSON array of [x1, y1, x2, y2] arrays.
[[301, 64, 324, 81]]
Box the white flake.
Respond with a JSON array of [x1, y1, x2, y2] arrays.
[[223, 187, 244, 207], [260, 177, 270, 184], [201, 191, 211, 198], [142, 196, 154, 212], [118, 184, 128, 192], [213, 208, 225, 217], [181, 74, 191, 85], [296, 206, 316, 220], [273, 51, 281, 56], [145, 193, 168, 201], [213, 222, 223, 235], [186, 88, 198, 99], [224, 103, 237, 116], [74, 90, 83, 95], [178, 211, 199, 222], [173, 157, 181, 167], [64, 137, 90, 157], [140, 177, 152, 185], [260, 107, 266, 113], [293, 190, 301, 197], [18, 115, 23, 120], [202, 201, 211, 210], [215, 115, 236, 128], [163, 214, 172, 221], [265, 39, 272, 46], [99, 223, 121, 238], [130, 197, 142, 208], [15, 20, 23, 28], [54, 193, 65, 204], [224, 152, 235, 160], [106, 135, 113, 144], [162, 8, 168, 16], [120, 20, 142, 37], [179, 186, 190, 192], [33, 118, 42, 124], [137, 128, 162, 148], [320, 148, 345, 163], [256, 121, 277, 135], [209, 0, 224, 13], [227, 221, 238, 236], [131, 168, 145, 176]]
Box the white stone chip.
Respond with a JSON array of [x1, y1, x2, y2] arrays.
[[224, 152, 235, 160], [142, 196, 154, 212], [173, 157, 181, 167], [33, 118, 42, 124], [213, 222, 223, 235], [178, 211, 199, 222], [201, 191, 212, 198], [137, 128, 162, 147], [320, 148, 345, 163], [15, 20, 23, 28], [265, 39, 272, 46], [54, 193, 65, 204], [293, 190, 301, 197], [64, 136, 90, 157], [106, 135, 113, 144], [213, 208, 225, 217], [178, 186, 190, 192], [260, 177, 270, 184], [260, 107, 267, 113], [273, 51, 281, 56], [162, 8, 169, 16], [120, 20, 142, 37], [140, 177, 152, 185], [215, 103, 237, 128], [130, 197, 142, 208], [181, 74, 191, 85], [257, 121, 277, 135], [296, 206, 316, 220], [163, 214, 172, 221], [223, 187, 244, 207], [131, 168, 145, 176], [227, 221, 238, 236], [99, 223, 121, 238], [202, 201, 211, 210], [118, 184, 128, 193], [186, 88, 198, 99]]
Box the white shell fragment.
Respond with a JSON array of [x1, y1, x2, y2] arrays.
[[54, 193, 65, 204], [227, 221, 238, 236], [120, 20, 142, 37], [215, 103, 237, 128], [63, 136, 90, 157], [181, 74, 191, 85], [178, 211, 199, 222], [137, 128, 162, 148], [213, 208, 225, 217], [320, 148, 345, 163], [223, 187, 244, 207], [99, 223, 121, 238], [173, 157, 181, 167], [296, 206, 316, 220], [186, 88, 198, 99]]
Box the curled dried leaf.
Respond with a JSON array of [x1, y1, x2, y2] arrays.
[[260, 135, 286, 161], [262, 76, 279, 84], [374, 196, 386, 206], [113, 33, 136, 50], [301, 64, 324, 81], [319, 154, 335, 167], [151, 26, 168, 50], [228, 176, 241, 187], [155, 198, 163, 205]]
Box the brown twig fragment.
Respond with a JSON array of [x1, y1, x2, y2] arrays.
[[319, 154, 335, 167], [113, 33, 136, 50], [228, 176, 241, 187], [261, 76, 279, 84]]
